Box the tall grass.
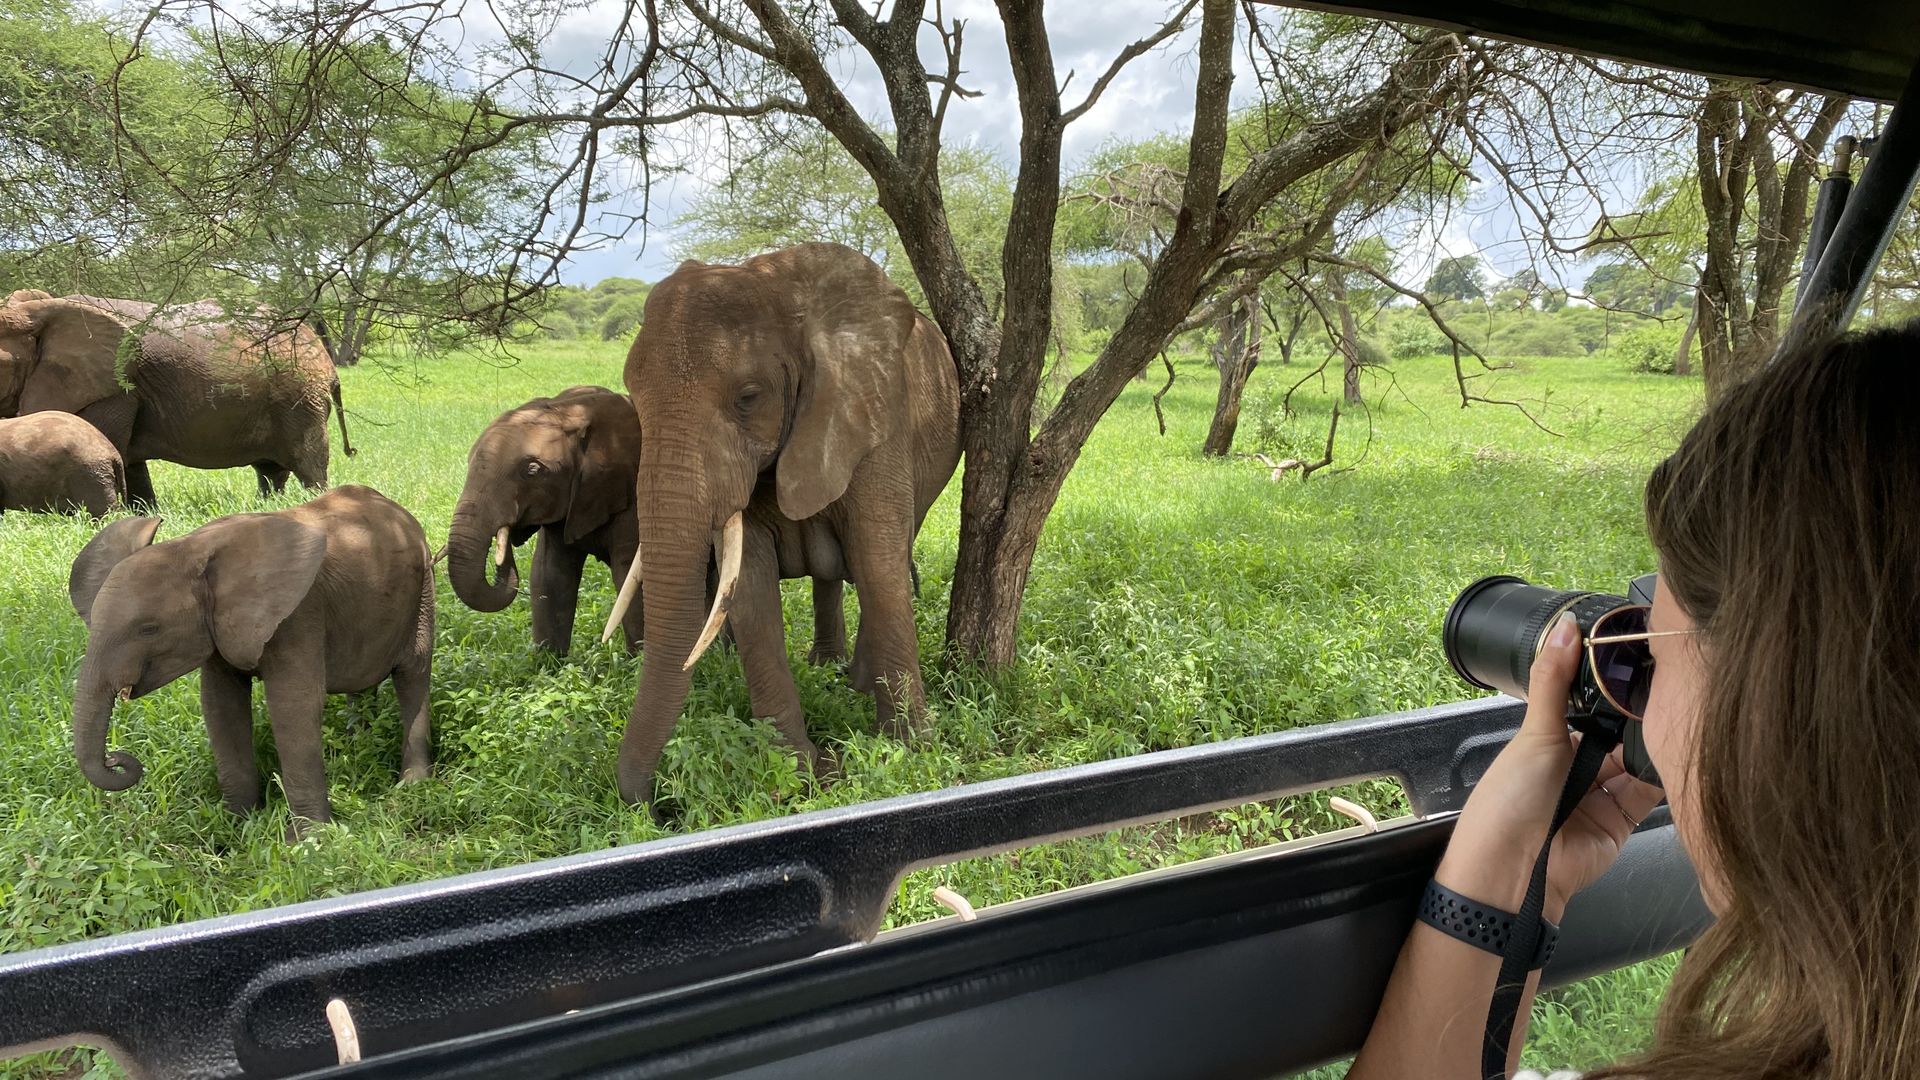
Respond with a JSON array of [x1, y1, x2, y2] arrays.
[[0, 342, 1703, 1075]]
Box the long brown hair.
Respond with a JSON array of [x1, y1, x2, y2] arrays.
[[1592, 321, 1920, 1078]]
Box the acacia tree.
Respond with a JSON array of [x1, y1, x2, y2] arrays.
[[124, 0, 1505, 667]]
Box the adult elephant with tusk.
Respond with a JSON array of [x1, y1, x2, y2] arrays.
[[604, 242, 960, 808]]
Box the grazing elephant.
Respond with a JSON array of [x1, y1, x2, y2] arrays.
[[0, 412, 125, 515], [604, 242, 961, 807], [448, 386, 649, 655], [0, 293, 354, 505], [66, 485, 434, 833]]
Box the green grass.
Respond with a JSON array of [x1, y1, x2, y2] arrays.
[[0, 342, 1703, 1076]]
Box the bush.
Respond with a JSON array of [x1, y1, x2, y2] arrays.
[[1610, 321, 1684, 374], [1355, 335, 1390, 369], [599, 296, 647, 342], [536, 312, 582, 340], [1386, 318, 1450, 360], [1491, 318, 1583, 358]]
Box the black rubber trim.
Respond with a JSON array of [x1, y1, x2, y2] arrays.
[[292, 817, 1706, 1080], [1278, 0, 1919, 103]]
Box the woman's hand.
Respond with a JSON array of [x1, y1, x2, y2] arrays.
[[1436, 612, 1667, 919]]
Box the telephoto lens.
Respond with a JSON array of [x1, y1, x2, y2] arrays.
[[1442, 574, 1663, 784]]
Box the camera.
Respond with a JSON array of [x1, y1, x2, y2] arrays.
[[1443, 572, 1663, 785]]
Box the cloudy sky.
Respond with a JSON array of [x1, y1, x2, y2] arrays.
[[536, 1, 1513, 286], [499, 0, 1543, 288]]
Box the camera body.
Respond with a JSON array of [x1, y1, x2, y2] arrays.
[[1443, 572, 1663, 784]]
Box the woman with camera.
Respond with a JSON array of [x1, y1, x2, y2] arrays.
[[1350, 321, 1920, 1079]]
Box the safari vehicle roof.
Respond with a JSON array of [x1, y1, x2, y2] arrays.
[[0, 5, 1914, 1080], [1290, 0, 1920, 103]]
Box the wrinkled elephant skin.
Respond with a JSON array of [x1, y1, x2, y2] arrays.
[[613, 242, 961, 808], [66, 485, 435, 837]]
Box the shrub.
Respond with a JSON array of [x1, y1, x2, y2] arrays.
[[599, 297, 647, 342], [1491, 319, 1582, 358], [537, 313, 582, 340], [1386, 318, 1450, 360], [1354, 335, 1390, 369], [1611, 321, 1684, 374]]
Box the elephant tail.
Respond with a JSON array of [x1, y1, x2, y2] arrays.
[[110, 455, 127, 505], [330, 375, 357, 458]]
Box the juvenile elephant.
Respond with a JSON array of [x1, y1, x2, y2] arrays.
[[604, 242, 961, 807], [0, 412, 125, 515], [448, 386, 647, 654], [0, 294, 354, 505], [66, 485, 434, 832]]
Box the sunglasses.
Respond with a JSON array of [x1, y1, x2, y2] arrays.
[[1583, 604, 1700, 721]]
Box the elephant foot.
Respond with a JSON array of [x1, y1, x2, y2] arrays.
[[399, 764, 431, 785], [806, 644, 847, 666], [222, 793, 267, 816], [805, 742, 842, 784]]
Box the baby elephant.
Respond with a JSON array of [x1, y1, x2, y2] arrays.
[[66, 485, 435, 833], [0, 412, 125, 515]]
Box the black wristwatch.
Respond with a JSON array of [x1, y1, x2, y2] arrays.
[[1416, 879, 1560, 970]]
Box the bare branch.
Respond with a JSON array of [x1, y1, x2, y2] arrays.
[[1061, 0, 1201, 126]]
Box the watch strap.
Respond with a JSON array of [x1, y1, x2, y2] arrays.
[[1417, 878, 1559, 970]]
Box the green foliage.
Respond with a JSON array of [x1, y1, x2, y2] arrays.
[[1385, 316, 1450, 360], [1492, 317, 1584, 358], [598, 296, 648, 342], [1584, 261, 1688, 315], [1611, 320, 1686, 374], [534, 312, 581, 341], [1425, 255, 1486, 302]]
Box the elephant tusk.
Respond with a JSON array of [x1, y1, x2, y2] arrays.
[[493, 526, 511, 567], [684, 512, 743, 672], [601, 545, 643, 644], [117, 686, 132, 702]]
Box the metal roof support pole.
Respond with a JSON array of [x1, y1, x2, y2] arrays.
[[1786, 58, 1920, 346], [1797, 136, 1857, 297]]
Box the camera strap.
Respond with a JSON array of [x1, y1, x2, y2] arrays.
[[1480, 729, 1619, 1080]]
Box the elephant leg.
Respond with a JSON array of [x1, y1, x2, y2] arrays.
[[530, 526, 587, 655], [200, 660, 263, 814], [263, 655, 332, 833], [291, 422, 329, 491], [392, 665, 433, 783], [807, 579, 847, 665], [124, 460, 157, 510], [255, 464, 291, 497], [844, 524, 925, 739], [394, 568, 436, 782], [734, 530, 822, 774]]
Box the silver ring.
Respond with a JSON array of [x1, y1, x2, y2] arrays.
[[1600, 782, 1641, 829]]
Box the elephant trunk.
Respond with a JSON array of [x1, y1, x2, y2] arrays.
[[73, 677, 145, 792], [617, 470, 720, 806], [447, 498, 519, 612]]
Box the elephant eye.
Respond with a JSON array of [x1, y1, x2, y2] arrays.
[[137, 622, 161, 638], [734, 385, 764, 413]]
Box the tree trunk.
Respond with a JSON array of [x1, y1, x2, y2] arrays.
[[1694, 83, 1847, 397], [1203, 295, 1260, 456], [1675, 288, 1701, 376], [1330, 269, 1363, 404]]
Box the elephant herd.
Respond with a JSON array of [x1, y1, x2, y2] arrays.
[[3, 243, 962, 833]]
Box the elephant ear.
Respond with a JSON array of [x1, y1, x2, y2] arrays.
[[69, 516, 164, 626], [6, 289, 53, 304], [775, 246, 915, 521], [200, 516, 328, 671], [13, 299, 137, 416], [562, 397, 637, 544]]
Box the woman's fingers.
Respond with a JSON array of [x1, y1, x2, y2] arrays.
[[1518, 612, 1582, 743]]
